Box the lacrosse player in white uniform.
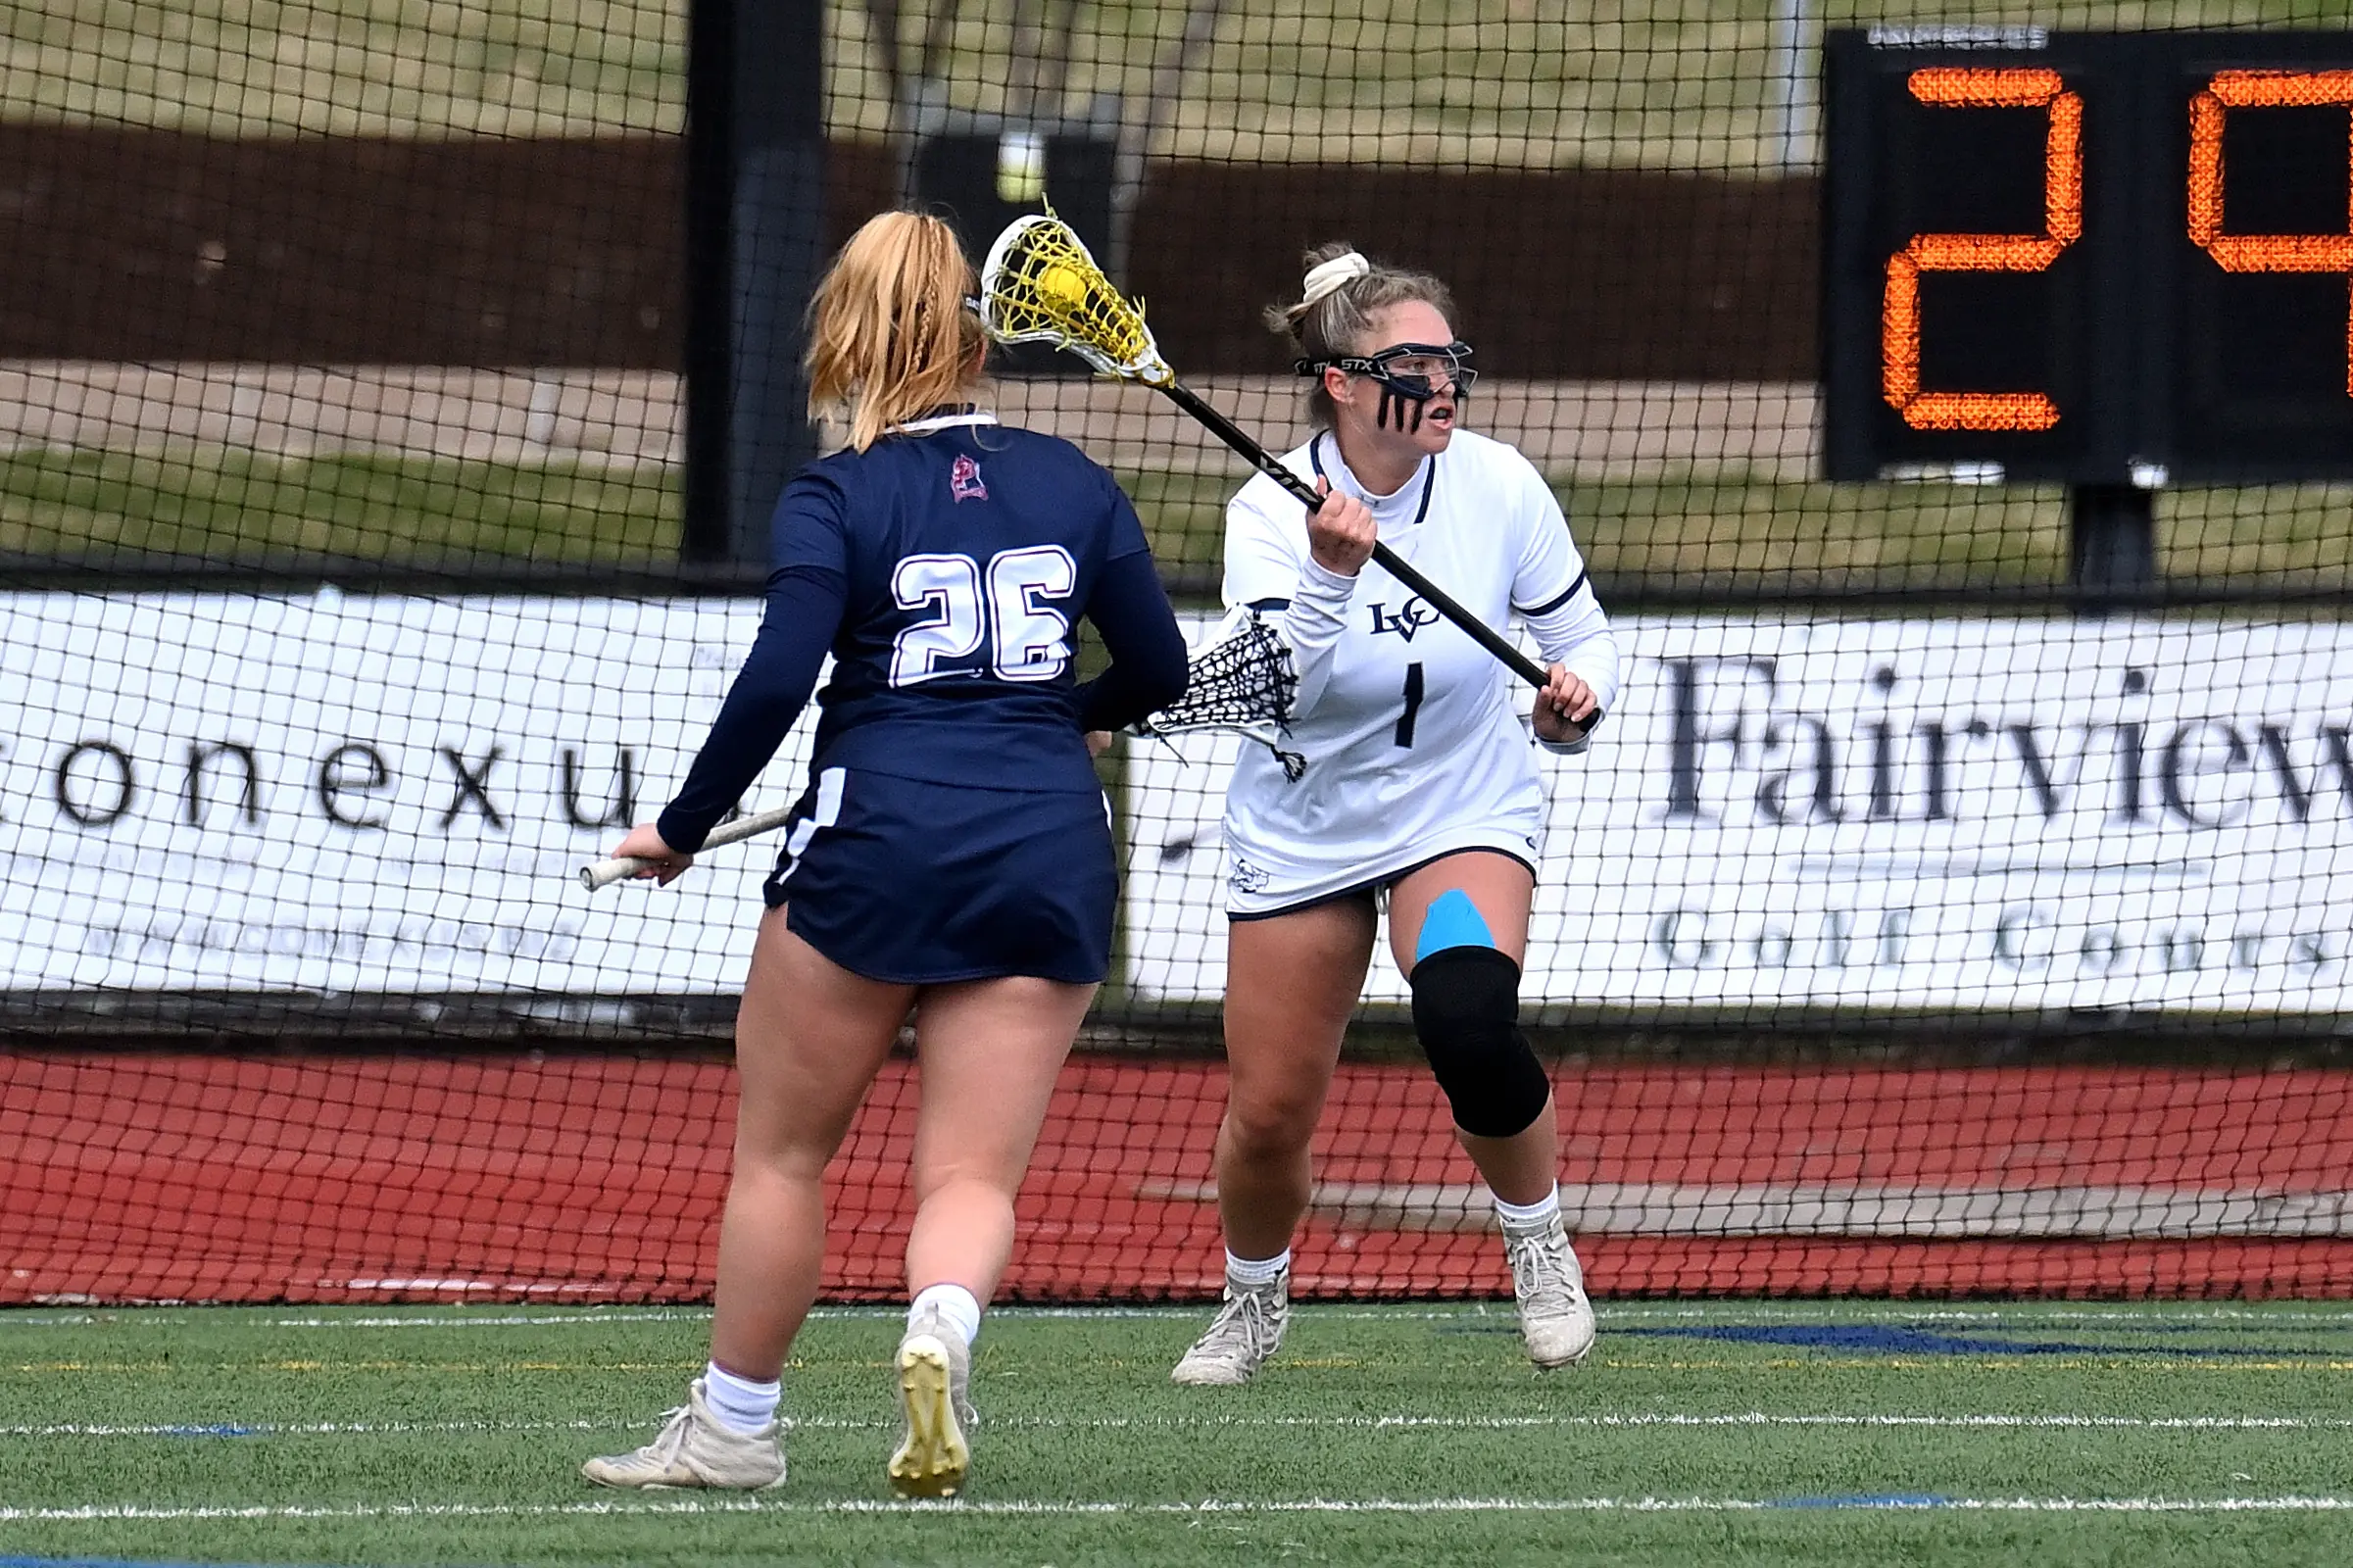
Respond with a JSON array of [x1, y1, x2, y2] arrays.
[[1170, 243, 1623, 1386]]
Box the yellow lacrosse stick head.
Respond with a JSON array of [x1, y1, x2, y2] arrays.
[[979, 211, 1173, 386]]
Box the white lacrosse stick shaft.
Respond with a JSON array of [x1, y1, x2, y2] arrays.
[[579, 806, 796, 891]]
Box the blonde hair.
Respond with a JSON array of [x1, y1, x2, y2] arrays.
[[807, 211, 988, 453], [1267, 242, 1459, 430]]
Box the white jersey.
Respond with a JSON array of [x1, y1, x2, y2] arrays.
[[1219, 427, 1622, 915]]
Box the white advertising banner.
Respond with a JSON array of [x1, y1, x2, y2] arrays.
[[9, 596, 2352, 1011], [1125, 612, 2353, 1013], [0, 592, 809, 994]]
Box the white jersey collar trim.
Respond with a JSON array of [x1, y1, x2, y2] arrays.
[[896, 410, 1001, 434], [1309, 433, 1436, 527]]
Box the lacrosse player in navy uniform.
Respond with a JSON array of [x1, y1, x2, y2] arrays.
[[582, 211, 1186, 1497], [1169, 244, 1622, 1386]]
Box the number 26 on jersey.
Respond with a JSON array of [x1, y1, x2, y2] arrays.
[[889, 546, 1077, 687]]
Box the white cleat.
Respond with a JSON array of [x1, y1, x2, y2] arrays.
[[1501, 1213, 1596, 1368], [888, 1309, 973, 1498], [580, 1377, 785, 1490], [1170, 1272, 1289, 1387]]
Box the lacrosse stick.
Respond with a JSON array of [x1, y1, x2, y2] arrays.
[[579, 806, 794, 891], [979, 210, 1548, 692], [1131, 607, 1306, 780]]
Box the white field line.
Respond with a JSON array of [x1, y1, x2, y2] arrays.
[[1137, 1180, 2353, 1239], [294, 1305, 2353, 1326], [6, 1303, 2349, 1330], [6, 1495, 2353, 1521], [270, 1311, 711, 1328], [335, 1280, 635, 1294], [285, 1304, 2353, 1327], [12, 1412, 2353, 1441], [262, 1305, 1512, 1327]]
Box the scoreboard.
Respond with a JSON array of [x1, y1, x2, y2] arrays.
[[1823, 28, 2353, 484]]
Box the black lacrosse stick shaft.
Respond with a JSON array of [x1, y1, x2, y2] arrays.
[[1156, 380, 1548, 690]]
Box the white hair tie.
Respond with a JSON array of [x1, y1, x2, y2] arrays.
[[1300, 252, 1370, 308]]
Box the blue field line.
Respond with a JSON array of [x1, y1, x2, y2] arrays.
[[0, 1557, 304, 1568], [1616, 1323, 2340, 1358]]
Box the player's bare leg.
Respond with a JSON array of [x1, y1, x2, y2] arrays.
[[1217, 899, 1377, 1253], [710, 910, 914, 1377], [1173, 900, 1374, 1386], [585, 907, 910, 1489], [1391, 854, 1593, 1368], [886, 974, 1096, 1496]]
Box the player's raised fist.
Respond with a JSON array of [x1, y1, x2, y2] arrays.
[[1305, 477, 1377, 577]]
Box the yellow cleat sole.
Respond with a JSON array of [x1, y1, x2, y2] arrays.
[[888, 1335, 970, 1498]]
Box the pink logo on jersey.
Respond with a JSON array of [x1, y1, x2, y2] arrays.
[[950, 454, 988, 503]]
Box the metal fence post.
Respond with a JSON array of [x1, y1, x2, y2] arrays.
[[683, 0, 827, 568], [2067, 482, 2159, 612]]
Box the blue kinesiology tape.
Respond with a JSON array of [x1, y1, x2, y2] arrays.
[[1413, 888, 1497, 963]]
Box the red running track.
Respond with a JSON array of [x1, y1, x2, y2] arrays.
[[4, 1051, 2350, 1303]]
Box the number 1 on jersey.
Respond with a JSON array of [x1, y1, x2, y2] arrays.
[[1395, 662, 1425, 747]]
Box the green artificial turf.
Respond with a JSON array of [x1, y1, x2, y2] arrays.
[[3, 1300, 2351, 1566]]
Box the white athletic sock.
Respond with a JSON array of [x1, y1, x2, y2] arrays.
[[909, 1282, 983, 1348], [1494, 1186, 1562, 1228], [702, 1362, 780, 1436], [1224, 1249, 1292, 1288]]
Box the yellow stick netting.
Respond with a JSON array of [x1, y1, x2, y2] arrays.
[[980, 212, 1172, 385]]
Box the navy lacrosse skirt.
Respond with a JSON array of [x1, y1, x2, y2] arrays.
[[760, 765, 1116, 985]]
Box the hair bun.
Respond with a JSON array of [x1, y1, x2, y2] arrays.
[[1300, 251, 1371, 307]]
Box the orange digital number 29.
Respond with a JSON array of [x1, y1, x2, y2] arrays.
[[2187, 72, 2353, 398], [1883, 69, 2083, 431]]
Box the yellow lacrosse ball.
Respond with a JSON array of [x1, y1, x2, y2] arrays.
[[1038, 263, 1087, 309]]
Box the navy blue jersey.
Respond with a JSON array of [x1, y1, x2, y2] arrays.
[[657, 411, 1185, 856], [789, 415, 1148, 789]]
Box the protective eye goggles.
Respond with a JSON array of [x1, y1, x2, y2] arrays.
[[1295, 340, 1478, 400]]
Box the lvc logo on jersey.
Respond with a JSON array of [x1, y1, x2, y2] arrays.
[[949, 454, 988, 503], [1367, 598, 1441, 641]]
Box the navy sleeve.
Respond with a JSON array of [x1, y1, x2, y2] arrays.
[[1073, 548, 1188, 733], [657, 564, 848, 854], [656, 469, 855, 852], [654, 489, 856, 857], [770, 464, 855, 575]]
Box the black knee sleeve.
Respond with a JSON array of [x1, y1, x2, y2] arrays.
[[1408, 945, 1551, 1139]]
